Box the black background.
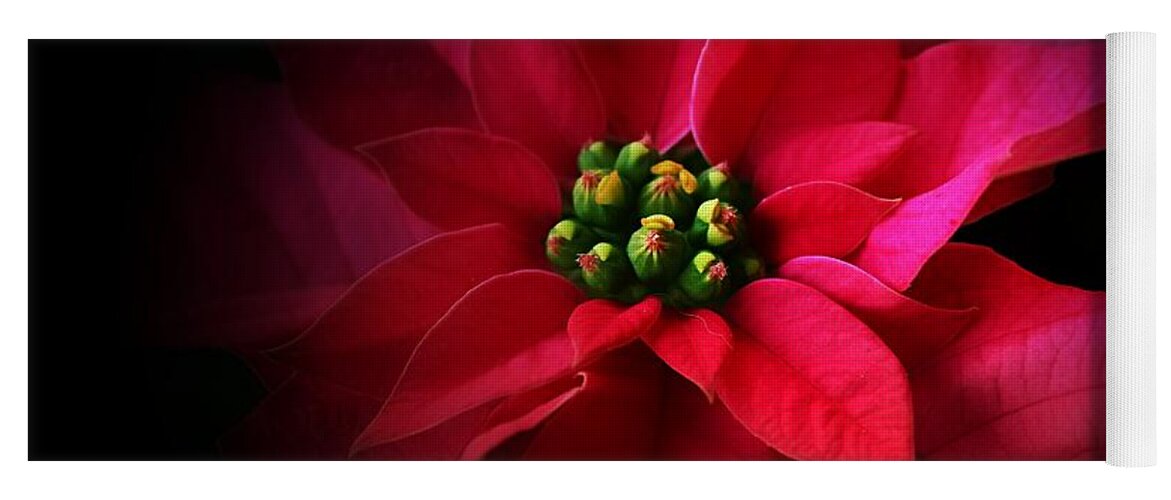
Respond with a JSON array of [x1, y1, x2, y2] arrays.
[[28, 41, 1105, 459]]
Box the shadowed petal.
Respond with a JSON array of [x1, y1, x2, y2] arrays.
[[469, 40, 606, 182], [720, 279, 914, 460], [655, 375, 783, 460], [907, 244, 1105, 460], [271, 224, 543, 397], [360, 128, 562, 238], [351, 270, 583, 454], [577, 40, 704, 150], [460, 374, 587, 460], [274, 40, 480, 148], [522, 348, 664, 459], [752, 182, 899, 267]]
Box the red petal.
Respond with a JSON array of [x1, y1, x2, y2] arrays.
[[460, 374, 586, 459], [567, 297, 662, 364], [274, 40, 480, 148], [751, 122, 917, 197], [522, 348, 664, 459], [272, 224, 544, 397], [220, 374, 381, 459], [780, 256, 977, 370], [751, 181, 899, 266], [469, 40, 606, 182], [359, 128, 562, 237], [720, 279, 914, 460], [577, 40, 704, 150], [352, 270, 584, 453], [907, 244, 1105, 460], [692, 40, 901, 176], [641, 308, 732, 401], [852, 42, 1104, 289], [656, 375, 783, 460]]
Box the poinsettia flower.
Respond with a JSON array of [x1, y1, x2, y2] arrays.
[[195, 40, 1104, 460]]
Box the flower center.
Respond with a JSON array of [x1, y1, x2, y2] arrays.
[[545, 139, 764, 308]]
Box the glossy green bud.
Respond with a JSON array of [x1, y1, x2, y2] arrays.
[[577, 242, 632, 294], [676, 250, 729, 303], [638, 161, 698, 227], [577, 141, 618, 173], [688, 199, 745, 251], [613, 139, 659, 185], [545, 219, 601, 270], [573, 170, 632, 230], [626, 215, 690, 286], [695, 164, 744, 207]]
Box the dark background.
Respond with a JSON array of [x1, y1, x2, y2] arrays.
[[28, 41, 1105, 459]]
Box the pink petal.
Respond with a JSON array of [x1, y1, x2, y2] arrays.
[[460, 374, 586, 460], [220, 374, 382, 459], [352, 270, 584, 453], [720, 279, 914, 460], [469, 40, 606, 182], [692, 40, 901, 177], [359, 128, 562, 237], [522, 348, 664, 459], [641, 308, 732, 401], [656, 375, 783, 460], [907, 244, 1105, 460], [852, 42, 1105, 289], [751, 181, 900, 267], [576, 40, 704, 150], [751, 122, 917, 197], [779, 256, 977, 370], [567, 297, 662, 365], [273, 40, 480, 148], [271, 224, 545, 397]]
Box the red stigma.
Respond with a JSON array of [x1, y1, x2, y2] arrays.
[[652, 175, 678, 195], [715, 205, 740, 225], [547, 236, 565, 255], [708, 261, 728, 281], [581, 171, 601, 189], [644, 230, 666, 253], [576, 253, 600, 273]]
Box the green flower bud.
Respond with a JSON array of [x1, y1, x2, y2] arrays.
[[613, 138, 659, 185], [573, 170, 633, 230], [638, 161, 698, 227], [727, 248, 766, 287], [545, 219, 601, 270], [577, 141, 618, 173], [676, 250, 729, 303], [688, 199, 745, 251], [626, 215, 690, 286], [695, 163, 744, 207], [577, 242, 632, 294]]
